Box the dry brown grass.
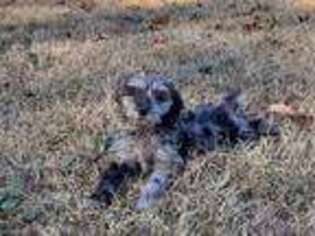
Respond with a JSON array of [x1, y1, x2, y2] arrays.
[[1, 0, 315, 235], [295, 0, 315, 10]]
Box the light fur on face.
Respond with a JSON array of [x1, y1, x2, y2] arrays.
[[114, 73, 183, 127]]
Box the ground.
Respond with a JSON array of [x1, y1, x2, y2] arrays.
[[0, 0, 315, 235]]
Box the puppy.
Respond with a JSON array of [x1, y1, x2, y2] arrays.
[[91, 74, 279, 209], [91, 73, 184, 209]]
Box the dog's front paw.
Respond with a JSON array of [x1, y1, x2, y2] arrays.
[[135, 172, 169, 210]]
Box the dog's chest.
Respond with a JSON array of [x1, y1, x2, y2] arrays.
[[105, 127, 183, 173], [107, 131, 163, 166]]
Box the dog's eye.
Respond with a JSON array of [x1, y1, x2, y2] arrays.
[[154, 90, 169, 102], [127, 86, 145, 96], [202, 126, 213, 136]]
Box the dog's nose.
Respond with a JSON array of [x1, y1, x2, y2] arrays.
[[139, 108, 148, 116], [138, 98, 151, 116]]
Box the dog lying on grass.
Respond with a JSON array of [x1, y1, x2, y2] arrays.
[[90, 73, 185, 209], [90, 73, 279, 209]]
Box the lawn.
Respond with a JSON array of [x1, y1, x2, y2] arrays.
[[0, 0, 315, 235]]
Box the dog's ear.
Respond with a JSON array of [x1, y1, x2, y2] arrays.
[[161, 81, 184, 127], [112, 72, 147, 102], [111, 73, 135, 124], [112, 73, 132, 104]]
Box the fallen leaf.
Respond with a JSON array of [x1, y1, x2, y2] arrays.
[[243, 21, 259, 32], [121, 0, 201, 9], [152, 33, 168, 47], [146, 13, 171, 30], [268, 103, 314, 129], [295, 0, 315, 11], [268, 103, 296, 115]]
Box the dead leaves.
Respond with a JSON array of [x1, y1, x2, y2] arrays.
[[268, 103, 297, 115], [146, 13, 171, 30], [268, 103, 314, 129], [294, 0, 315, 11], [151, 32, 168, 48], [121, 0, 201, 9]]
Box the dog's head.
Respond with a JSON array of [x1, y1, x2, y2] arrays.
[[114, 73, 184, 128]]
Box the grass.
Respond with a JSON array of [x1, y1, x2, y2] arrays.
[[0, 0, 315, 235]]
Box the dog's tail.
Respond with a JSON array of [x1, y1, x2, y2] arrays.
[[90, 161, 141, 206]]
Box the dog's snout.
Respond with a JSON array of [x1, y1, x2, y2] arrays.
[[139, 108, 148, 116], [135, 97, 151, 116]]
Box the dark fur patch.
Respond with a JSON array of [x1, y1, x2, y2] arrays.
[[208, 104, 241, 142], [90, 161, 141, 205], [248, 117, 280, 137], [160, 83, 184, 128]]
